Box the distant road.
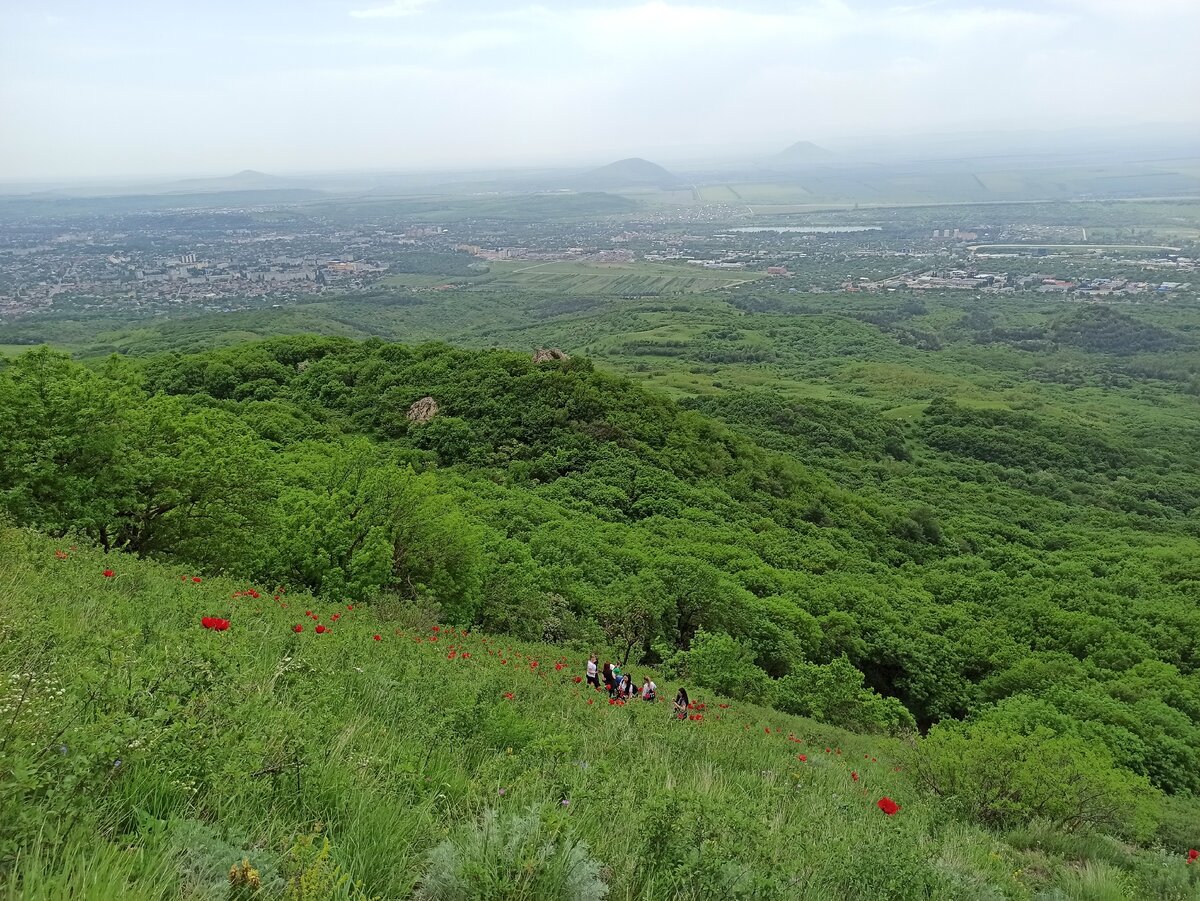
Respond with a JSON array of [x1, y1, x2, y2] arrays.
[[968, 243, 1180, 252]]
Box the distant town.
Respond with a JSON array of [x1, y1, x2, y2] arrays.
[[0, 193, 1195, 321]]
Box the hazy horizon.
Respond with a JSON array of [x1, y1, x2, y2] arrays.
[[3, 0, 1199, 180]]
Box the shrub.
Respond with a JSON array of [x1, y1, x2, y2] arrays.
[[675, 631, 770, 702], [913, 723, 1157, 840], [771, 656, 916, 734], [281, 829, 376, 901], [416, 808, 606, 901]]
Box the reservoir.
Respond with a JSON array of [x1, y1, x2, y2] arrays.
[[730, 226, 881, 233]]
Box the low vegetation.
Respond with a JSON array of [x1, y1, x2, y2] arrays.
[[2, 530, 1197, 899]]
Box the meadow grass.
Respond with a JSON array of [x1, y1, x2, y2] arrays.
[[1, 527, 1195, 899]]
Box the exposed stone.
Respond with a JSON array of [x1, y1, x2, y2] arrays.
[[406, 396, 439, 424], [532, 347, 570, 364]]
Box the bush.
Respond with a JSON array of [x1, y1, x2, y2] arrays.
[[416, 808, 606, 901], [675, 631, 770, 702], [913, 723, 1158, 840], [771, 657, 916, 734]]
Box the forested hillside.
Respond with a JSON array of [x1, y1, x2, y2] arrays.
[[2, 337, 1198, 814]]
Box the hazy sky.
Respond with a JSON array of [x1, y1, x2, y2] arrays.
[[2, 0, 1198, 179]]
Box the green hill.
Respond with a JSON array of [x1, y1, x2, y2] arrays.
[[2, 527, 1195, 900]]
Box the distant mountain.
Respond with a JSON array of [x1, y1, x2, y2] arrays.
[[574, 158, 680, 190], [776, 141, 840, 165], [161, 170, 295, 194]]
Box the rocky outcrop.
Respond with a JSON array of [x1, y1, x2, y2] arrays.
[[532, 348, 570, 364], [406, 397, 439, 424]]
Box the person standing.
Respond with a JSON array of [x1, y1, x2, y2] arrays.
[[586, 654, 599, 688]]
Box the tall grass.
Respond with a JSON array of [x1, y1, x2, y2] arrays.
[[1, 526, 1195, 900]]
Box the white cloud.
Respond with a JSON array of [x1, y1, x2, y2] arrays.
[[350, 0, 436, 20]]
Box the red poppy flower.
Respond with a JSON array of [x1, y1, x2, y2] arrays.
[[103, 569, 115, 578], [448, 651, 457, 660], [530, 660, 538, 668], [718, 703, 729, 709], [431, 625, 439, 633], [315, 624, 327, 634], [292, 624, 304, 632], [461, 652, 470, 659], [247, 589, 260, 599], [1187, 849, 1198, 864], [851, 771, 859, 782], [877, 797, 900, 816], [331, 613, 341, 622], [192, 576, 202, 583], [55, 550, 69, 560], [373, 634, 381, 641], [764, 727, 770, 735], [503, 692, 514, 700], [574, 676, 583, 683], [305, 610, 313, 618], [797, 754, 807, 762], [346, 604, 354, 610], [587, 699, 594, 705]]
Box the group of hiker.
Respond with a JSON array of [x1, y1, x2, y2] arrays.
[[586, 654, 691, 718]]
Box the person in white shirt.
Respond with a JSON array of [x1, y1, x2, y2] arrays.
[[641, 677, 657, 701], [586, 654, 599, 688]]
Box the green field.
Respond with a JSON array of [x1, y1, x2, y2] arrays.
[[380, 272, 480, 289], [0, 343, 34, 357], [480, 259, 766, 294]]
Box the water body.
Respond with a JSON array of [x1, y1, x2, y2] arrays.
[[730, 226, 881, 233]]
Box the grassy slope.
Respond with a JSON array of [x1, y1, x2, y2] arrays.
[[0, 525, 1123, 901]]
